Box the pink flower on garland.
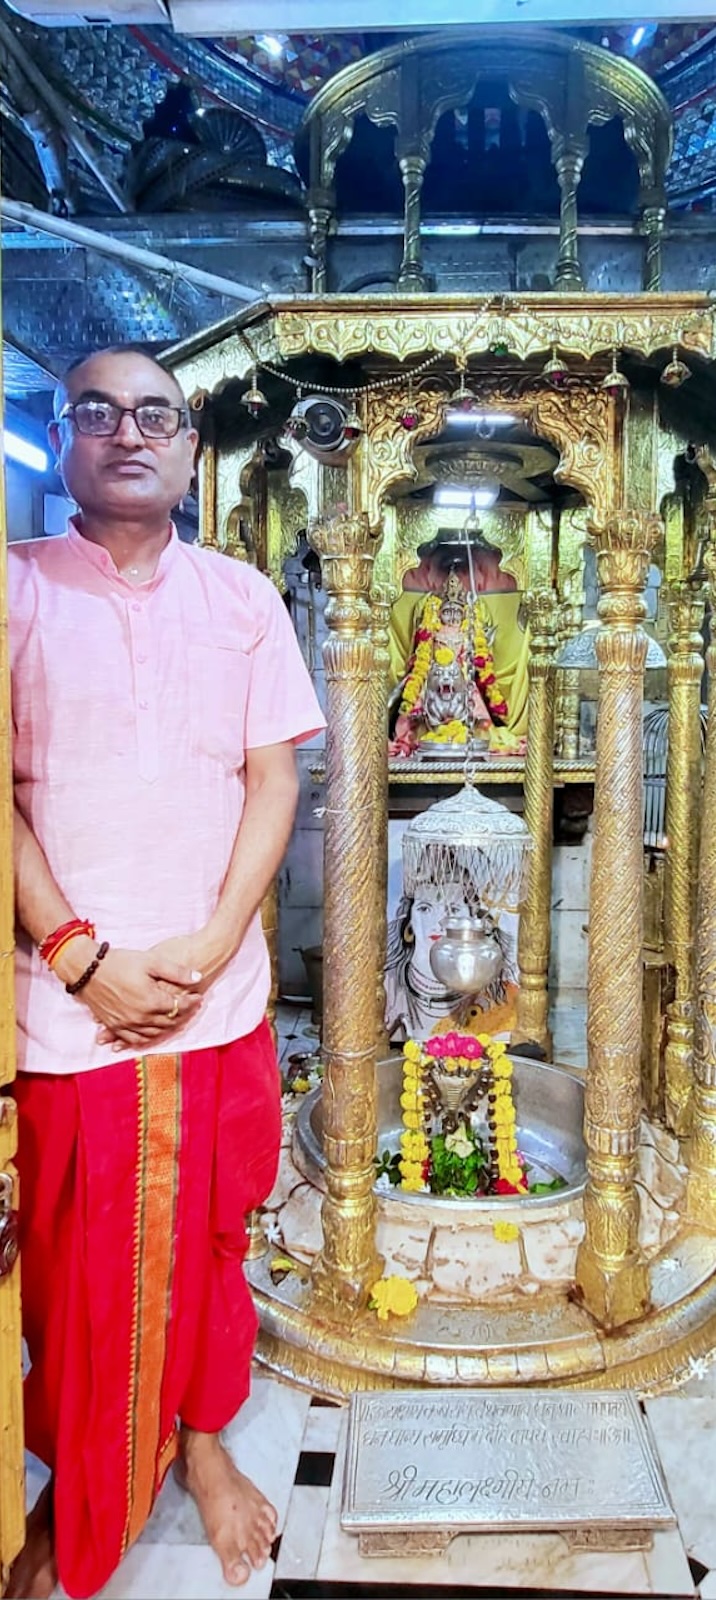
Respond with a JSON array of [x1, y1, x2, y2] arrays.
[[416, 628, 432, 643], [473, 654, 486, 669], [425, 1033, 459, 1057], [461, 1036, 484, 1060]]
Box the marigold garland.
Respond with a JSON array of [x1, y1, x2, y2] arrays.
[[399, 1032, 527, 1197], [399, 591, 508, 729]]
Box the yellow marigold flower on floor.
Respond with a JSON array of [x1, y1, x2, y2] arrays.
[[493, 1221, 520, 1243], [369, 1274, 419, 1320]]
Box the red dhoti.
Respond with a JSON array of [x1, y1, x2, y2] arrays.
[[14, 1019, 281, 1600]]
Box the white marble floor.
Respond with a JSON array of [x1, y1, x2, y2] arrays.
[[26, 1366, 716, 1599], [28, 1000, 716, 1600]]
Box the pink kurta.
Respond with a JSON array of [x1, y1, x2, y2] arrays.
[[10, 520, 325, 1073]]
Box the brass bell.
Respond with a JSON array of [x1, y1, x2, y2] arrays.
[[241, 371, 268, 419], [660, 346, 691, 389], [542, 346, 569, 387], [600, 350, 630, 396]]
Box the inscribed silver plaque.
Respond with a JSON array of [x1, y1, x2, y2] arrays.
[[341, 1389, 674, 1535]]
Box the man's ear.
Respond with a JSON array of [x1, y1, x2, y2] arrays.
[[47, 419, 60, 459]]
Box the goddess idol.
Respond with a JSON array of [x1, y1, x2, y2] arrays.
[[390, 571, 509, 756]]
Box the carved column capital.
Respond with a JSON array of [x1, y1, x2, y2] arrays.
[[525, 587, 559, 657], [309, 512, 380, 635], [590, 509, 661, 619]]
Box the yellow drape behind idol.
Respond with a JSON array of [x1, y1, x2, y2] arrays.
[[389, 590, 529, 754]]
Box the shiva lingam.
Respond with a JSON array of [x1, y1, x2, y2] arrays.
[[429, 912, 504, 996]]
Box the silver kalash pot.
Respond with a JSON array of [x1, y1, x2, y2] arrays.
[[429, 913, 503, 995]]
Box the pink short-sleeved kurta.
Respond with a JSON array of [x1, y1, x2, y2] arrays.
[[10, 520, 325, 1074]]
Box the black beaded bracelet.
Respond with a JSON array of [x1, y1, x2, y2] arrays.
[[65, 940, 110, 996]]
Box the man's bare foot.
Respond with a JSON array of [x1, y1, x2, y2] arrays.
[[6, 1482, 57, 1600], [176, 1426, 277, 1587]]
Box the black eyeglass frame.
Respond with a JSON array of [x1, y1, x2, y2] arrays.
[[58, 401, 190, 439]]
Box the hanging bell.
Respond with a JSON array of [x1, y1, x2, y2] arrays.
[[429, 913, 504, 996], [241, 371, 268, 419], [542, 345, 569, 387], [660, 346, 691, 389], [600, 350, 630, 397], [448, 370, 480, 416]]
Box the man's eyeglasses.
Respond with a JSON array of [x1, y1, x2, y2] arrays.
[[59, 401, 189, 440]]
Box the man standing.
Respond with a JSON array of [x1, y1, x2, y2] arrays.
[[8, 347, 324, 1598]]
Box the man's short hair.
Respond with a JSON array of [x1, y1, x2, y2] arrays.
[[54, 345, 187, 418]]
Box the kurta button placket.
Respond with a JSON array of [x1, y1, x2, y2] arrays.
[[127, 596, 158, 782]]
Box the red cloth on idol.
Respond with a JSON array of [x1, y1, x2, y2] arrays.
[[15, 1021, 281, 1600]]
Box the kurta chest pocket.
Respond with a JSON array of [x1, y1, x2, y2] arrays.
[[187, 632, 250, 766]]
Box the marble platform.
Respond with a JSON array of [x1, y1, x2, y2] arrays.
[[28, 1366, 716, 1599], [26, 999, 716, 1598]]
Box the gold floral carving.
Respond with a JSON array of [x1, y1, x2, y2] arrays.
[[363, 375, 612, 556], [362, 383, 446, 528], [523, 387, 613, 529], [215, 441, 264, 560], [514, 590, 558, 1053], [271, 295, 715, 366], [687, 546, 716, 1225], [663, 583, 706, 1136], [308, 512, 384, 1306], [266, 473, 309, 593], [576, 509, 661, 1329]]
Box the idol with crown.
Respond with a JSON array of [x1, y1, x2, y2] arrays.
[[390, 568, 509, 757]]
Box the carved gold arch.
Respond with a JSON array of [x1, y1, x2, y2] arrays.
[[361, 375, 614, 593]]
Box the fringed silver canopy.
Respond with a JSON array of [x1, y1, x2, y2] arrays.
[[402, 783, 532, 913]]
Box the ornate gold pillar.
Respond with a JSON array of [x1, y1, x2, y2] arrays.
[[197, 405, 218, 550], [309, 511, 384, 1307], [552, 135, 587, 292], [556, 595, 582, 760], [575, 510, 661, 1329], [663, 582, 706, 1136], [370, 587, 392, 1053], [640, 192, 666, 293], [397, 154, 428, 293], [514, 590, 558, 1054], [686, 545, 716, 1225]]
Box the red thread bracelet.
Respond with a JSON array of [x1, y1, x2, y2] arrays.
[[39, 918, 95, 966]]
